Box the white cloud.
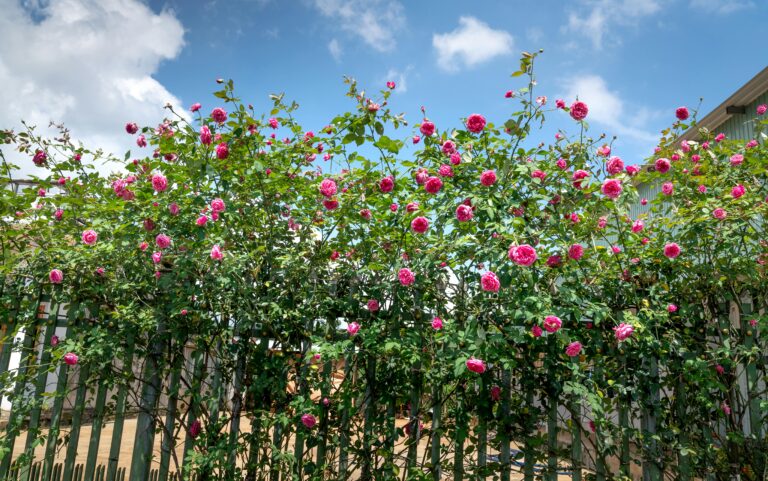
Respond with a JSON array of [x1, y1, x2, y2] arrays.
[[561, 75, 660, 143], [432, 16, 514, 72], [690, 0, 754, 14], [0, 0, 185, 176], [310, 0, 404, 52], [565, 0, 662, 50], [328, 38, 342, 62]]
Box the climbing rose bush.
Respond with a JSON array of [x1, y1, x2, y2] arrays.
[[1, 52, 767, 480]]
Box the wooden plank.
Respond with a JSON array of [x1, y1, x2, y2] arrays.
[[128, 323, 165, 481], [21, 303, 58, 481], [158, 348, 182, 481], [62, 362, 92, 481], [83, 375, 109, 481], [106, 334, 135, 481], [0, 291, 44, 479]]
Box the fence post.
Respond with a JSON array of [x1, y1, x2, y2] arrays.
[[245, 336, 269, 481], [182, 348, 205, 475], [62, 362, 92, 481], [641, 356, 661, 481], [453, 382, 466, 481], [521, 380, 534, 481], [0, 290, 44, 480], [546, 386, 558, 481], [129, 322, 166, 481], [21, 302, 58, 481], [158, 344, 183, 481], [498, 369, 511, 481], [106, 333, 135, 481]]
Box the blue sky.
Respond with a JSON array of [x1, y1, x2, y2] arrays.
[[1, 0, 767, 174]]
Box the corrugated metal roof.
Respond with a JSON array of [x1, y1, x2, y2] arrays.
[[680, 66, 768, 140]]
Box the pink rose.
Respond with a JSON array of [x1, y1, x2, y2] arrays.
[[319, 178, 337, 198], [323, 199, 339, 210], [82, 230, 98, 246], [211, 198, 226, 212], [63, 352, 78, 365], [169, 203, 180, 216], [156, 234, 171, 249], [152, 174, 168, 192], [661, 182, 674, 196], [211, 244, 223, 261], [568, 244, 584, 261], [466, 357, 486, 374], [301, 414, 317, 429], [713, 208, 727, 220], [196, 215, 208, 226], [431, 317, 443, 330], [570, 101, 588, 121], [532, 170, 546, 180], [508, 244, 537, 267], [668, 304, 678, 313], [140, 241, 149, 251], [450, 153, 461, 165], [441, 140, 457, 155], [190, 103, 202, 112], [572, 170, 589, 189], [152, 252, 162, 264], [406, 202, 419, 213], [626, 165, 639, 176], [632, 220, 644, 233], [456, 204, 473, 222], [543, 315, 562, 333], [730, 154, 744, 166], [675, 106, 689, 121], [411, 216, 429, 234], [268, 118, 279, 129], [565, 341, 582, 357], [613, 323, 634, 342], [211, 107, 228, 123], [466, 114, 486, 133], [480, 170, 497, 187], [386, 81, 396, 89], [480, 271, 500, 292], [136, 135, 147, 148], [379, 176, 395, 193], [189, 420, 201, 438], [32, 150, 47, 166], [546, 255, 562, 268], [663, 243, 681, 259], [731, 184, 745, 199], [606, 156, 624, 175], [556, 158, 567, 170], [601, 179, 623, 199], [215, 143, 229, 160], [49, 269, 64, 284], [367, 299, 379, 312], [532, 325, 543, 337], [359, 209, 372, 220], [347, 322, 360, 336], [200, 125, 212, 145], [438, 164, 454, 178], [125, 122, 138, 134], [420, 121, 435, 137], [655, 158, 671, 173], [722, 402, 731, 415], [54, 209, 63, 221], [398, 268, 415, 286], [424, 176, 443, 194]]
